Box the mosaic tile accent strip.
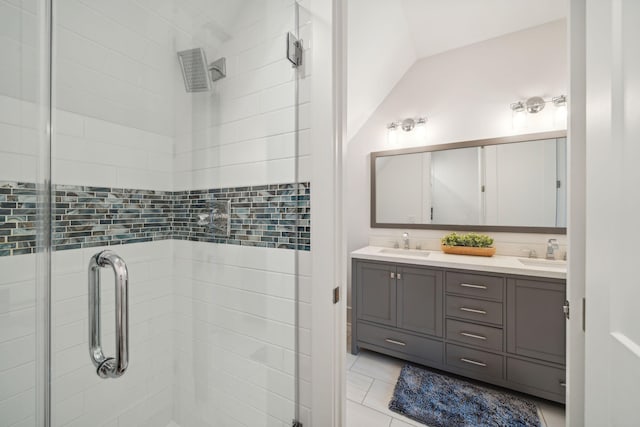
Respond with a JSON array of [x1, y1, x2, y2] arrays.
[[0, 181, 311, 256], [53, 185, 174, 251], [173, 183, 311, 250], [0, 182, 40, 256]]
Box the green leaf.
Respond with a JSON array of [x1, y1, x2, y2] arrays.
[[441, 232, 493, 248]]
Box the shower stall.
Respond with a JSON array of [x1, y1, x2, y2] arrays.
[[1, 0, 310, 425]]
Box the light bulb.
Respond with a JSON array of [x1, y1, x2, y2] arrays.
[[387, 128, 398, 145], [512, 110, 526, 129], [555, 105, 568, 126]]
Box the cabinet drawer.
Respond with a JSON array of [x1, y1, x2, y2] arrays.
[[357, 322, 443, 365], [446, 344, 503, 379], [507, 358, 566, 397], [446, 272, 504, 301], [446, 295, 503, 326], [446, 319, 503, 352]]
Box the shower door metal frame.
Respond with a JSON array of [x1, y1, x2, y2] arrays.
[[34, 0, 54, 426]]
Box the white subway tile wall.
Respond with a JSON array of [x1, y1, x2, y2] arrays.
[[172, 240, 312, 426], [171, 0, 312, 424], [49, 241, 174, 427], [1, 0, 311, 426], [0, 255, 37, 426]]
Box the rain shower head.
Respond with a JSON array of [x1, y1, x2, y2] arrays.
[[177, 48, 227, 93], [177, 48, 211, 92]]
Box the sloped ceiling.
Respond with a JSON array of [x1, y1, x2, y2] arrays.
[[347, 0, 417, 140], [401, 0, 567, 58], [347, 0, 567, 141]]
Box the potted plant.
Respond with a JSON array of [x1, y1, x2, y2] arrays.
[[441, 232, 496, 257]]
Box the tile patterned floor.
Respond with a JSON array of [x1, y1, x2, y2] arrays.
[[346, 349, 566, 427]]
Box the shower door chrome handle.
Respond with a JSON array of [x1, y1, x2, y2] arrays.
[[88, 250, 129, 379]]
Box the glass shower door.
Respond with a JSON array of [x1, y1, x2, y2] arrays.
[[48, 1, 304, 426], [0, 0, 50, 426]]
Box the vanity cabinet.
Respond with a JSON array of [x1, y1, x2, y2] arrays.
[[507, 278, 566, 365], [356, 261, 397, 327], [352, 258, 567, 403], [356, 261, 443, 337]]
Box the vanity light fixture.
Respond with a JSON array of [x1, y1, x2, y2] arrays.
[[552, 95, 567, 107], [387, 117, 427, 132], [510, 101, 525, 113], [510, 95, 567, 114]]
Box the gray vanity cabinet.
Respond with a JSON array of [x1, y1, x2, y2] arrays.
[[355, 261, 443, 336], [507, 277, 566, 365], [397, 266, 443, 337], [356, 261, 397, 327], [352, 257, 567, 403]]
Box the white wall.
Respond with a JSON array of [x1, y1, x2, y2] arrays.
[[346, 0, 416, 141], [346, 20, 568, 316]]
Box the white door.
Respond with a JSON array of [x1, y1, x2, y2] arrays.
[[585, 0, 640, 425]]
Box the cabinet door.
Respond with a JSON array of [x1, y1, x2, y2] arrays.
[[356, 261, 396, 326], [507, 278, 566, 364], [397, 266, 443, 337]]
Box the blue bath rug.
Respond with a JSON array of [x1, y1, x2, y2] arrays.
[[389, 365, 541, 427]]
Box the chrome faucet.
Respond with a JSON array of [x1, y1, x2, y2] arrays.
[[402, 232, 410, 249], [546, 239, 559, 260]]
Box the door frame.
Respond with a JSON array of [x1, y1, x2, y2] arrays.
[[306, 0, 346, 426], [334, 1, 586, 426], [333, 1, 348, 426], [567, 0, 586, 425]]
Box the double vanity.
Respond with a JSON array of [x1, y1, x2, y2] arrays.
[[351, 246, 567, 403]]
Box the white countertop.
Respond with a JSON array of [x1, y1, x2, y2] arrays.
[[351, 246, 566, 280]]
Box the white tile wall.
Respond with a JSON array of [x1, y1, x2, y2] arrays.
[[54, 0, 177, 136], [50, 241, 174, 427], [170, 2, 312, 424], [171, 237, 311, 426], [0, 95, 41, 183], [1, 1, 312, 426], [51, 110, 174, 190], [172, 0, 309, 191], [0, 1, 40, 104], [0, 255, 37, 427]]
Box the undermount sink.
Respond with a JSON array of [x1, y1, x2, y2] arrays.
[[518, 258, 566, 268], [379, 248, 430, 258]]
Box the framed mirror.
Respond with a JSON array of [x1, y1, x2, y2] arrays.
[[371, 131, 567, 233]]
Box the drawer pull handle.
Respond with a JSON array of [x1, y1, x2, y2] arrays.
[[559, 381, 566, 388], [390, 272, 395, 279], [460, 307, 487, 315], [460, 358, 487, 367], [384, 338, 406, 346], [460, 283, 488, 290], [460, 332, 487, 341]]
